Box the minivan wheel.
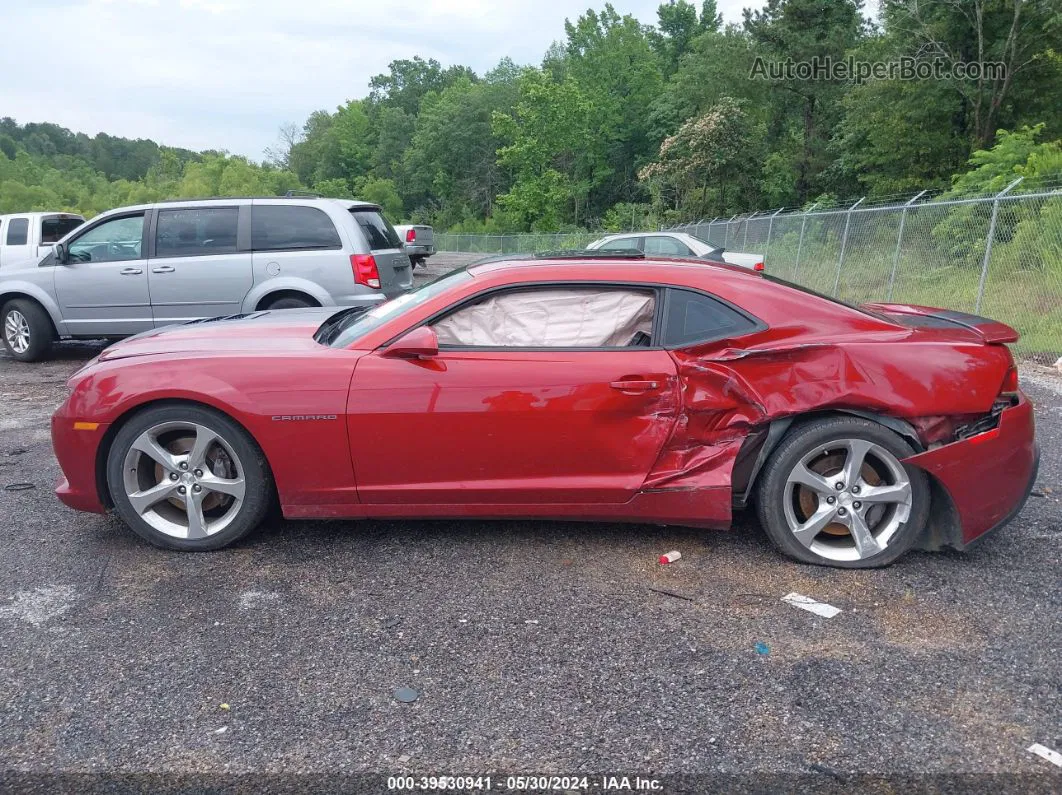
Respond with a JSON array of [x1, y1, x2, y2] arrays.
[[264, 296, 315, 310], [106, 405, 273, 551], [1, 299, 54, 362], [756, 417, 930, 568]]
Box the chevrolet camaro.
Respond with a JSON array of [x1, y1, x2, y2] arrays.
[[51, 252, 1038, 568]]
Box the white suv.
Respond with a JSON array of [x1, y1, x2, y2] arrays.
[[0, 196, 413, 361]]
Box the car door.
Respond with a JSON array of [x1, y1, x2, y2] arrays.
[[148, 205, 251, 326], [53, 211, 152, 336], [3, 217, 33, 269], [597, 235, 644, 252], [346, 283, 680, 505]]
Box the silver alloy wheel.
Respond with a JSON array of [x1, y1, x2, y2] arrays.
[[4, 309, 31, 354], [782, 438, 913, 563], [121, 421, 247, 540]]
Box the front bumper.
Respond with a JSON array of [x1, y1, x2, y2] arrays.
[[52, 410, 109, 514], [904, 392, 1037, 548]]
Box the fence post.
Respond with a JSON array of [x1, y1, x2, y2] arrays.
[[743, 212, 758, 249], [975, 177, 1023, 314], [725, 214, 738, 248], [832, 197, 865, 297], [762, 207, 784, 266], [886, 190, 926, 302], [792, 203, 818, 282]]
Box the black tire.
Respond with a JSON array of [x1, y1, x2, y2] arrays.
[[106, 404, 274, 551], [755, 416, 930, 568], [264, 295, 315, 310], [1, 299, 55, 362], [410, 257, 426, 270]]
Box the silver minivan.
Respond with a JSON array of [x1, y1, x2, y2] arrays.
[[0, 196, 413, 361]]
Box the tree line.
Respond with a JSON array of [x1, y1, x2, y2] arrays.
[[1, 0, 1060, 231]]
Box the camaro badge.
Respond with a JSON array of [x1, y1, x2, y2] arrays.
[[271, 415, 338, 421]]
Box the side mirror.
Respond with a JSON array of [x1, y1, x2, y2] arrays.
[[53, 243, 67, 264], [382, 326, 438, 359]]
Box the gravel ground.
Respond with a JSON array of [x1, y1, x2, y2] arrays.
[[0, 254, 1059, 791]]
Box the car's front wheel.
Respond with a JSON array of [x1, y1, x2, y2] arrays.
[[106, 405, 273, 551], [756, 416, 930, 568], [2, 299, 54, 362]]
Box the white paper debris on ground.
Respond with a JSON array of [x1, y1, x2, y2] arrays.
[[237, 590, 280, 610], [781, 592, 842, 619], [0, 585, 76, 627], [1028, 743, 1062, 768]]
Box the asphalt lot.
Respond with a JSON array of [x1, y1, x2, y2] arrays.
[[0, 252, 1060, 789]]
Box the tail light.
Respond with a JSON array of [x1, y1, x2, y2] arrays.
[[753, 262, 765, 272], [405, 228, 416, 243], [1000, 365, 1019, 394], [351, 254, 381, 289]]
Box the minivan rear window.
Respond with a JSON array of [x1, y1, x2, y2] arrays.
[[41, 216, 84, 244], [252, 205, 341, 251], [351, 208, 402, 251]]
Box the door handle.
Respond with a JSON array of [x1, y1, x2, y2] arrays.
[[119, 267, 143, 275], [151, 265, 175, 273], [610, 379, 660, 393]]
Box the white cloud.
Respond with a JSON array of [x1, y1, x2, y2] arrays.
[[0, 0, 754, 159]]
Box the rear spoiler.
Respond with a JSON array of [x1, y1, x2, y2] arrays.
[[863, 303, 1019, 344]]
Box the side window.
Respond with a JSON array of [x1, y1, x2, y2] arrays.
[[6, 218, 29, 246], [67, 215, 145, 263], [251, 205, 341, 251], [662, 289, 758, 347], [41, 216, 84, 244], [155, 207, 238, 257], [432, 286, 657, 348], [598, 236, 640, 251], [644, 236, 692, 256]]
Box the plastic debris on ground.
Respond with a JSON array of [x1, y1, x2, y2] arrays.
[[658, 550, 682, 564], [781, 592, 841, 618], [1028, 743, 1062, 767], [394, 687, 420, 704], [755, 642, 770, 655]]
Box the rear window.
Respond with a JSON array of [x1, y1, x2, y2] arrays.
[[662, 288, 758, 346], [6, 218, 28, 246], [252, 205, 341, 251], [351, 208, 402, 251], [40, 216, 84, 244]]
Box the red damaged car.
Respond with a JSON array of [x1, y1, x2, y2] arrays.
[[51, 252, 1038, 568]]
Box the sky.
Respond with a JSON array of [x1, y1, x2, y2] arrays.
[[0, 0, 755, 160]]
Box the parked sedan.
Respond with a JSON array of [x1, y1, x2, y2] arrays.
[[587, 231, 764, 270], [52, 252, 1037, 567]]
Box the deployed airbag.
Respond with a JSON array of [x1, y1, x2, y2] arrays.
[[433, 287, 655, 347]]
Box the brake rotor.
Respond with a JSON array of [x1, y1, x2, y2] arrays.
[[153, 435, 234, 512], [797, 451, 883, 536]]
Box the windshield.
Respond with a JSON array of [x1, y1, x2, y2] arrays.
[[321, 268, 474, 348], [763, 274, 889, 320]]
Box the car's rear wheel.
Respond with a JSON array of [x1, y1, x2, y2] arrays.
[[756, 417, 930, 568], [2, 299, 54, 362], [264, 295, 315, 310], [106, 405, 273, 551]]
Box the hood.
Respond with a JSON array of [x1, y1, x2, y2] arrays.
[[98, 308, 341, 361]]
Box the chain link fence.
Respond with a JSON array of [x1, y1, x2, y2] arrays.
[[436, 184, 1062, 357]]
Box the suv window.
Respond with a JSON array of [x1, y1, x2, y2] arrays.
[[156, 207, 238, 257], [645, 236, 692, 256], [351, 208, 401, 251], [68, 214, 145, 263], [41, 216, 84, 244], [433, 286, 657, 348], [662, 289, 757, 347], [6, 218, 28, 246], [252, 205, 341, 251], [599, 236, 640, 251]]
